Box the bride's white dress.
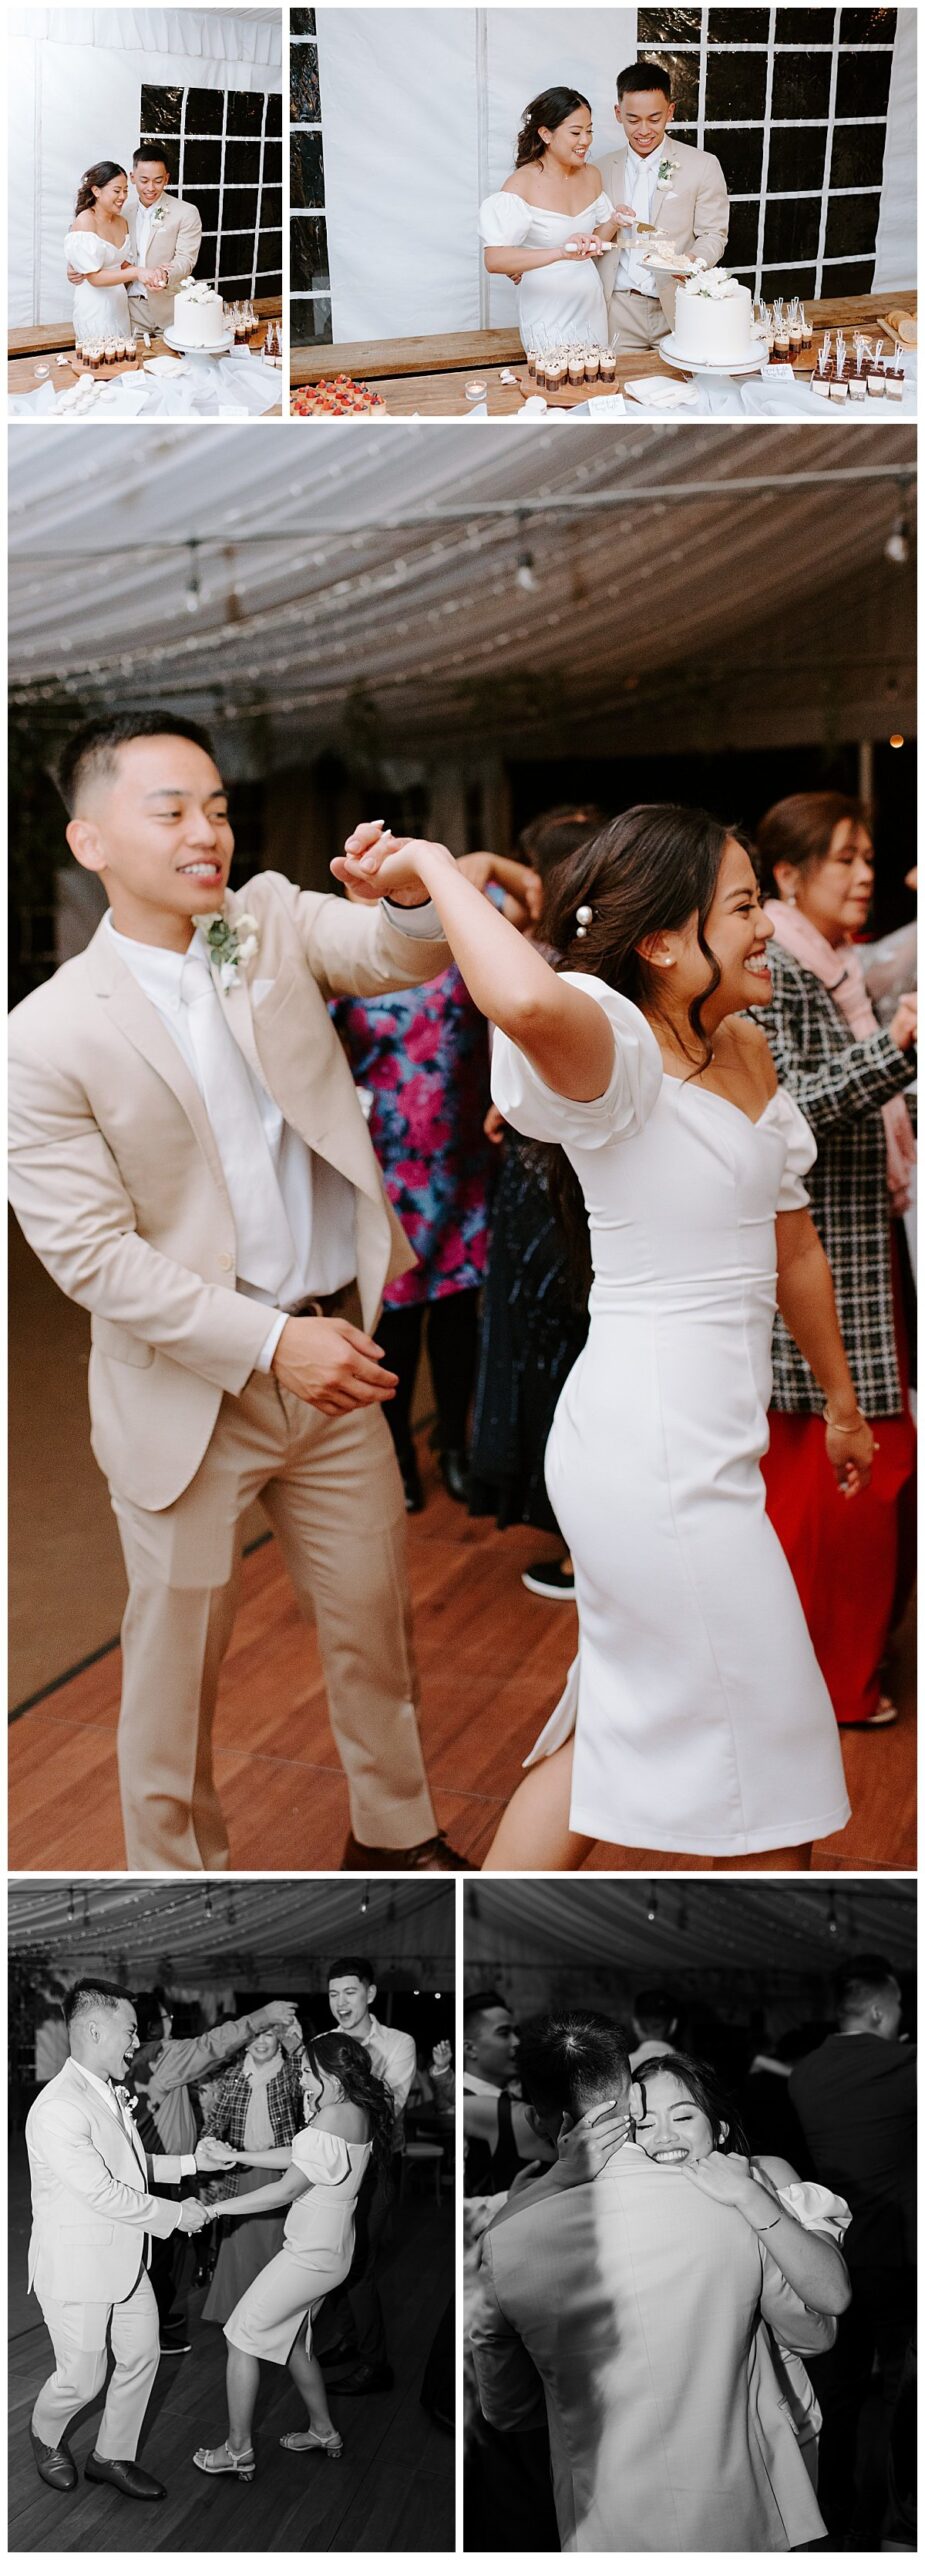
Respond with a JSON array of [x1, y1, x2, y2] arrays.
[[478, 189, 615, 349], [491, 976, 851, 1856], [66, 228, 132, 346]]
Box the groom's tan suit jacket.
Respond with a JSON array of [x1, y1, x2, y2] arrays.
[[127, 191, 203, 330], [8, 874, 450, 1512], [471, 2145, 831, 2552], [598, 136, 730, 329], [26, 2057, 189, 2307]]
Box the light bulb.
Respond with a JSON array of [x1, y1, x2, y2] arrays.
[[884, 517, 910, 565]]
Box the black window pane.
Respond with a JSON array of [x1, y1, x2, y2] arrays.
[[257, 268, 282, 299], [820, 257, 876, 294], [290, 53, 321, 121], [218, 235, 253, 284], [636, 52, 700, 118], [141, 85, 182, 134], [256, 235, 283, 274], [188, 187, 220, 230], [767, 125, 827, 190], [292, 294, 332, 348], [825, 192, 881, 257], [260, 185, 282, 230], [705, 126, 764, 190], [144, 137, 179, 186], [291, 132, 325, 208], [835, 48, 892, 116], [183, 137, 222, 187], [708, 10, 769, 40], [186, 87, 224, 134], [725, 199, 759, 264], [829, 121, 887, 187], [291, 8, 317, 31], [291, 217, 329, 294], [194, 235, 217, 280], [840, 9, 896, 38], [706, 50, 768, 117], [263, 140, 282, 184], [224, 139, 261, 184], [266, 92, 282, 138], [771, 52, 833, 115], [638, 10, 702, 39], [227, 89, 264, 138], [762, 197, 821, 263], [222, 186, 259, 231], [734, 268, 756, 293], [776, 8, 835, 36], [759, 261, 816, 297]]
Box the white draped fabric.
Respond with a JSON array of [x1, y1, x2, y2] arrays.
[[316, 6, 635, 339], [8, 8, 282, 325], [8, 1879, 455, 1988], [874, 3, 917, 294], [465, 1880, 915, 1984]]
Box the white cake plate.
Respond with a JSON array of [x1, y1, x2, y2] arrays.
[[659, 331, 767, 380], [163, 323, 236, 369]]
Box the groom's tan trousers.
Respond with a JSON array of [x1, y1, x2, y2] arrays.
[[110, 1357, 437, 1871], [33, 2270, 159, 2458], [607, 288, 671, 350]]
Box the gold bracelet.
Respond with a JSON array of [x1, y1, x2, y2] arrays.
[[823, 1404, 865, 1434]]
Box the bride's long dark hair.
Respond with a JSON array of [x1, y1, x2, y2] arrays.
[[307, 2030, 394, 2188], [75, 162, 127, 218], [516, 88, 592, 167], [535, 805, 740, 1300]]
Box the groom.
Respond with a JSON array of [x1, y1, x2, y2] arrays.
[[598, 60, 730, 352], [8, 711, 470, 1875], [27, 1979, 235, 2502]]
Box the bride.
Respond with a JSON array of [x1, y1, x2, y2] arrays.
[[479, 88, 633, 353], [65, 162, 166, 347]]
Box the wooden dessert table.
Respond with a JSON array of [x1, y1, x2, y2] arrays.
[[291, 293, 916, 419], [9, 298, 283, 411]]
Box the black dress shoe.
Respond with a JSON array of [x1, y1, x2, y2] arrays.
[[439, 1447, 470, 1503], [316, 2338, 356, 2368], [397, 1447, 425, 1513], [158, 2333, 191, 2354], [85, 2453, 167, 2501], [327, 2359, 394, 2396], [340, 1831, 477, 1872], [30, 2430, 78, 2492]]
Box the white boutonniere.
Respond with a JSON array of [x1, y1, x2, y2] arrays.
[[151, 202, 169, 228], [199, 910, 260, 990], [115, 2085, 139, 2115], [657, 154, 679, 190]]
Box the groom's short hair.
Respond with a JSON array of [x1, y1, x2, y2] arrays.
[[64, 1977, 131, 2028], [617, 60, 672, 101], [57, 711, 218, 813], [518, 2011, 631, 2120], [133, 145, 170, 169]]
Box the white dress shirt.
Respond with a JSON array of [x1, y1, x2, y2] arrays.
[[134, 199, 158, 267], [615, 143, 665, 294]]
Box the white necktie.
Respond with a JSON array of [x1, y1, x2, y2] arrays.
[[179, 946, 296, 1293]]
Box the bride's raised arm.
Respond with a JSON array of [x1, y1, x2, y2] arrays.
[[331, 823, 614, 1102]]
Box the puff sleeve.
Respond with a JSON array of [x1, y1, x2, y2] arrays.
[[491, 973, 663, 1151], [64, 230, 110, 273], [778, 2179, 851, 2244], [768, 1088, 818, 1210], [478, 192, 533, 247], [291, 2127, 353, 2186]]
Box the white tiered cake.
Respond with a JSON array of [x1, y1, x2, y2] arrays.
[[174, 280, 228, 348], [672, 268, 757, 368]]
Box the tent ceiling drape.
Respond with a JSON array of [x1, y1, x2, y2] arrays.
[[8, 1880, 455, 1987], [8, 422, 916, 759], [465, 1880, 916, 1981]]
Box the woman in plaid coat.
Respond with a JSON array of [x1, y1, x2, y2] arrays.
[[756, 795, 916, 1728]]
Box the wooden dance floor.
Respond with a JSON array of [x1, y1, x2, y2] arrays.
[[8, 2161, 452, 2553], [8, 1441, 915, 1873]]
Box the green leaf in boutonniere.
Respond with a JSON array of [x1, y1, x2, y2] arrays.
[[199, 910, 260, 991], [657, 155, 679, 189]]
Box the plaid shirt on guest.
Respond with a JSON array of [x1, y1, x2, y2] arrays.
[[756, 943, 916, 1419], [205, 2050, 304, 2199]]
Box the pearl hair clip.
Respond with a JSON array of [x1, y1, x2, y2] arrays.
[[575, 904, 593, 940]]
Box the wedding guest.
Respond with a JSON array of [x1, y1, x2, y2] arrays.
[[471, 2012, 834, 2551], [479, 90, 632, 355], [194, 2032, 393, 2483], [788, 1956, 915, 2545], [312, 1953, 415, 2394], [628, 1985, 679, 2066], [201, 2015, 307, 2334], [755, 793, 917, 1728], [462, 1993, 553, 2196], [67, 145, 202, 336], [26, 1980, 227, 2504], [469, 808, 602, 1599], [7, 714, 472, 1875], [65, 163, 166, 350], [598, 62, 730, 351], [336, 810, 865, 1875]]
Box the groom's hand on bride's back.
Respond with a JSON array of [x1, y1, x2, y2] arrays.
[[271, 1316, 399, 1416], [555, 2101, 632, 2185]]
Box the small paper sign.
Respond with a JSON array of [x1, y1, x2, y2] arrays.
[[761, 362, 794, 381], [583, 393, 627, 418]]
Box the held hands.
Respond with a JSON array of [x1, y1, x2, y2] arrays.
[[195, 2136, 238, 2171], [331, 819, 449, 908], [271, 1315, 398, 1417], [555, 2101, 632, 2185], [888, 993, 917, 1051], [257, 1999, 299, 2030], [178, 2196, 209, 2232], [824, 1411, 876, 1499]]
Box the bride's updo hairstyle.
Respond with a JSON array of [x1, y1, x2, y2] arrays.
[[538, 805, 740, 1298], [515, 88, 592, 167], [632, 2050, 749, 2157], [306, 2030, 394, 2186], [75, 161, 128, 217]]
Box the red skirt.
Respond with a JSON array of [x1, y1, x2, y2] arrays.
[[762, 1408, 916, 1724]]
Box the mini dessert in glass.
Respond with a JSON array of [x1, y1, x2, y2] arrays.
[[885, 354, 904, 401], [585, 346, 601, 384], [600, 345, 617, 382], [567, 349, 585, 387]]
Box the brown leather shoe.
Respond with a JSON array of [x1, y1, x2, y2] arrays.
[[30, 2430, 78, 2492], [340, 1831, 477, 1872]]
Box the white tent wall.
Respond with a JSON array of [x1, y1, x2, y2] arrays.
[[874, 2, 916, 295], [8, 8, 283, 326], [317, 6, 634, 340]]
